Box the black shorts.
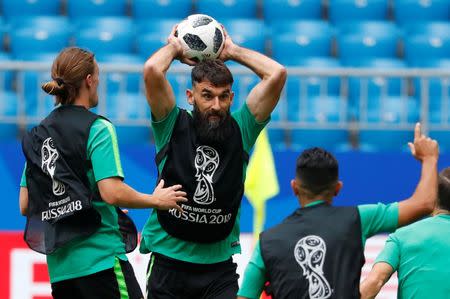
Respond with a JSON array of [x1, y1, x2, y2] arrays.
[[146, 253, 239, 299], [51, 258, 143, 299]]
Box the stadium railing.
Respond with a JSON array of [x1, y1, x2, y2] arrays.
[[0, 61, 448, 150]]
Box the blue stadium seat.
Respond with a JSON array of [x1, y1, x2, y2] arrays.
[[1, 0, 60, 19], [136, 19, 179, 59], [403, 21, 450, 37], [404, 22, 450, 66], [97, 54, 144, 94], [283, 58, 341, 107], [329, 0, 388, 24], [231, 73, 259, 111], [132, 0, 192, 19], [412, 59, 450, 125], [0, 17, 6, 45], [338, 21, 399, 62], [0, 91, 19, 140], [221, 19, 266, 52], [9, 17, 72, 59], [346, 58, 407, 118], [0, 52, 14, 91], [74, 17, 135, 54], [67, 0, 126, 18], [263, 0, 322, 21], [394, 0, 450, 25], [358, 96, 419, 151], [105, 93, 151, 143], [289, 96, 350, 150], [18, 53, 56, 119], [271, 21, 334, 61], [196, 0, 257, 18], [166, 60, 194, 111]]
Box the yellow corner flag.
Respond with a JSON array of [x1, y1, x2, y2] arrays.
[[245, 128, 279, 240]]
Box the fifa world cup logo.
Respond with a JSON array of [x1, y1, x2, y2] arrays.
[[41, 137, 66, 196], [294, 235, 332, 299], [193, 146, 219, 205]]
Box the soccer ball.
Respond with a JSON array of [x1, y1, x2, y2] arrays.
[[176, 14, 225, 61]]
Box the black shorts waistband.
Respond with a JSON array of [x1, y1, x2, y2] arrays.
[[152, 252, 234, 272]]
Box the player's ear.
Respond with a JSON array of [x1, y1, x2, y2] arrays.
[[229, 90, 235, 104], [334, 181, 343, 196], [291, 179, 299, 196], [186, 89, 194, 105]]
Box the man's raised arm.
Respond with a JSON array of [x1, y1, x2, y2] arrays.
[[143, 26, 196, 121], [218, 28, 287, 122]]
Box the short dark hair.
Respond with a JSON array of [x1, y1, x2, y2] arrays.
[[438, 167, 450, 211], [296, 147, 339, 195], [191, 59, 233, 87]]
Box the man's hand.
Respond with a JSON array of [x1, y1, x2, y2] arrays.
[[217, 25, 238, 62], [152, 179, 188, 213], [408, 122, 439, 162], [167, 25, 197, 66]]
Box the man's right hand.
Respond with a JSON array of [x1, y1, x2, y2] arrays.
[[152, 179, 188, 213], [167, 25, 197, 66], [408, 122, 439, 162]]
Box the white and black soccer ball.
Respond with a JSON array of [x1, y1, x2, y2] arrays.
[[176, 14, 225, 61]]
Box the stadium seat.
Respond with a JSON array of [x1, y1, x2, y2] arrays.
[[329, 0, 388, 24], [394, 0, 450, 25], [9, 17, 72, 59], [0, 52, 15, 91], [132, 0, 192, 20], [104, 93, 151, 143], [17, 53, 56, 119], [97, 54, 144, 94], [338, 21, 399, 62], [231, 73, 259, 111], [404, 22, 450, 66], [289, 96, 351, 151], [358, 96, 419, 151], [1, 0, 60, 19], [221, 19, 266, 52], [67, 0, 127, 18], [263, 0, 322, 21], [136, 19, 179, 59], [165, 60, 194, 111], [0, 17, 6, 45], [283, 58, 341, 111], [196, 0, 257, 19], [74, 17, 135, 54], [271, 21, 334, 61], [346, 58, 407, 118], [412, 59, 450, 125], [0, 91, 19, 140]]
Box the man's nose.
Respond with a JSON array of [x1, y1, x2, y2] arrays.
[[211, 97, 221, 110]]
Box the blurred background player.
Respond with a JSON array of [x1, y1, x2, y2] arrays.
[[237, 123, 438, 299], [360, 167, 450, 299], [20, 47, 187, 299], [140, 24, 286, 298]]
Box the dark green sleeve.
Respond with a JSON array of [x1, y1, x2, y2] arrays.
[[87, 119, 124, 182], [375, 233, 401, 271], [238, 242, 267, 299], [151, 106, 180, 152], [232, 103, 270, 153], [20, 163, 27, 187], [358, 202, 399, 246]]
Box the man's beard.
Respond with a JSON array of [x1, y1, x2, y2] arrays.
[[193, 104, 233, 145]]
